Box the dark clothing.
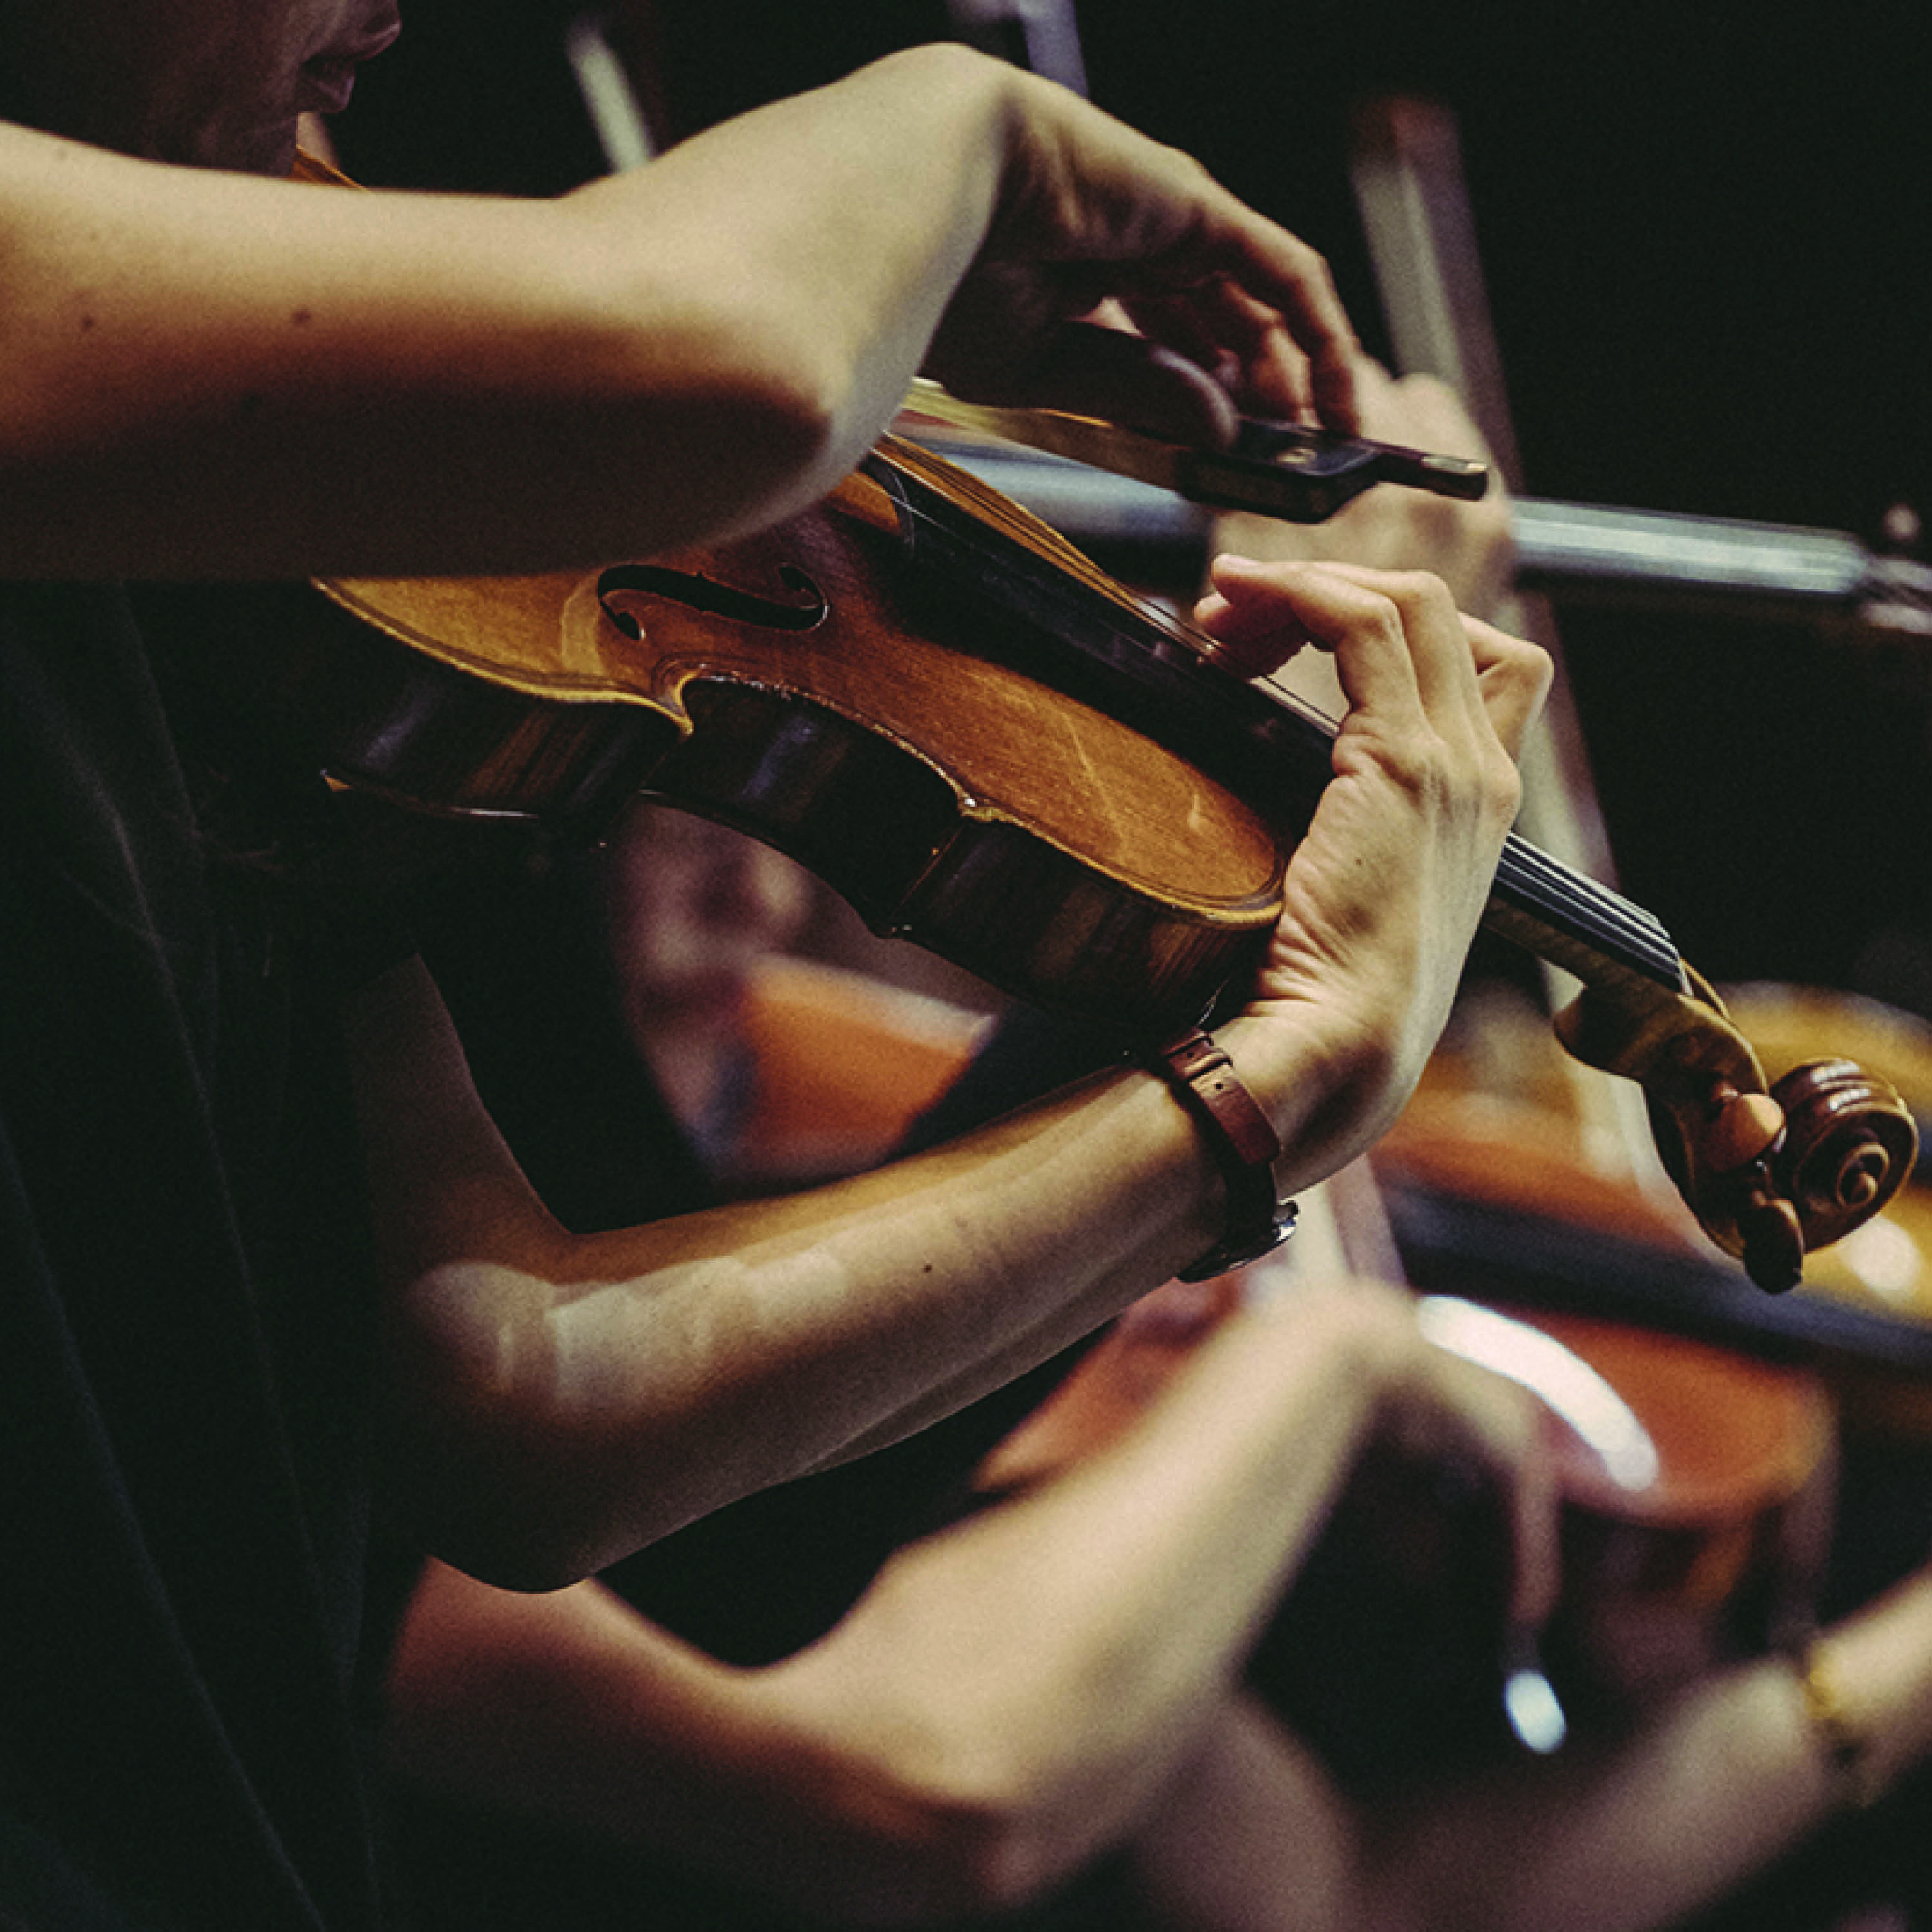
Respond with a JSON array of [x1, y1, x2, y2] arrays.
[[0, 587, 405, 1930]]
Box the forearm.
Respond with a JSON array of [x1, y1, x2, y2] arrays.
[[378, 1083, 1215, 1582], [354, 957, 1243, 1583], [765, 1289, 1402, 1895], [387, 1562, 1075, 1928], [387, 1289, 1411, 1924], [0, 47, 1019, 579]]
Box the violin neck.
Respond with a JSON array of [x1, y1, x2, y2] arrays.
[[1196, 690, 1690, 999], [1486, 836, 1685, 997]]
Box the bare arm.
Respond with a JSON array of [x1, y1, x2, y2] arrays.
[[385, 1254, 1932, 1932], [350, 557, 1545, 1587], [352, 952, 1238, 1583], [384, 1277, 1551, 1924], [0, 46, 1357, 580]]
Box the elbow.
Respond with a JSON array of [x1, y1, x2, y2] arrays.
[[376, 1260, 692, 1593], [383, 1411, 711, 1597], [564, 249, 874, 550], [392, 1435, 734, 1594], [379, 1422, 616, 1596], [378, 1265, 580, 1591], [669, 316, 882, 542], [646, 335, 852, 537], [416, 1513, 613, 1600], [379, 1254, 843, 1592]]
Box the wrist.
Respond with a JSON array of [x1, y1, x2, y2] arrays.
[[1147, 1028, 1296, 1281], [1213, 1004, 1406, 1187], [1796, 1565, 1932, 1810], [1790, 1636, 1881, 1811]]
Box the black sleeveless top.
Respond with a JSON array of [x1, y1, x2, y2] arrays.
[[0, 585, 405, 1929]]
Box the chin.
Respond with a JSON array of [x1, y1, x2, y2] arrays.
[[162, 100, 306, 175], [224, 122, 305, 177]]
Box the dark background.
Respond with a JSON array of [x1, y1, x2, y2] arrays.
[[333, 0, 1932, 1007]]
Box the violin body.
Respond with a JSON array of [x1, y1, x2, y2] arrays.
[[211, 441, 1297, 1035]]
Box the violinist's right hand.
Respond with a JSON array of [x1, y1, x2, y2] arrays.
[[1199, 559, 1551, 1180], [913, 53, 1362, 448]]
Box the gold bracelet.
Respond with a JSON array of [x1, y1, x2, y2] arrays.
[[1793, 1637, 1879, 1810]]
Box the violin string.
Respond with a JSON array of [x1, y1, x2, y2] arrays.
[[1502, 841, 1675, 953], [1495, 843, 1683, 986]]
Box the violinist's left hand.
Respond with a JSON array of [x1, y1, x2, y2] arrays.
[[1201, 560, 1551, 1178]]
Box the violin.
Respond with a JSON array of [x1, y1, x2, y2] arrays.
[[186, 428, 1912, 1292]]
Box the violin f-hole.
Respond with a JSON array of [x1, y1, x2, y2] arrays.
[[597, 560, 828, 640]]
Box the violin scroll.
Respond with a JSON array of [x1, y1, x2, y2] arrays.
[[1553, 971, 1917, 1293], [1767, 1058, 1922, 1251]]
